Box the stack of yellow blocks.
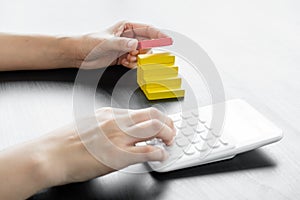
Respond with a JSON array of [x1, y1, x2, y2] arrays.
[[137, 52, 185, 100]]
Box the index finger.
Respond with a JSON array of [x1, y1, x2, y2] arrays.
[[122, 22, 169, 39]]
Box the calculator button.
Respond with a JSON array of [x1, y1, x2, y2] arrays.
[[166, 145, 183, 159], [175, 137, 189, 147], [191, 110, 199, 117], [204, 123, 212, 130], [182, 126, 194, 136], [181, 112, 192, 119], [207, 139, 221, 148], [170, 114, 181, 122], [188, 135, 201, 144], [219, 137, 230, 145], [194, 124, 206, 133], [211, 130, 222, 137], [187, 117, 198, 126], [175, 121, 187, 129], [183, 145, 196, 155], [198, 117, 206, 123], [200, 131, 214, 141], [195, 140, 209, 152]]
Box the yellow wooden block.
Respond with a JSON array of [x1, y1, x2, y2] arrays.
[[139, 65, 178, 79], [141, 87, 185, 100], [138, 75, 182, 89], [136, 51, 185, 100], [139, 64, 175, 70], [137, 53, 175, 66], [138, 78, 181, 91]]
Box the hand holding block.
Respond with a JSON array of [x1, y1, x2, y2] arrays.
[[137, 37, 173, 49]]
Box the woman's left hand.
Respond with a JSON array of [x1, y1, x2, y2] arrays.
[[73, 21, 169, 69]]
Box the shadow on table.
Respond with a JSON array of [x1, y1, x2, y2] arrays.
[[0, 66, 129, 86], [28, 174, 167, 200], [0, 68, 79, 82], [150, 149, 276, 181], [28, 149, 275, 200]]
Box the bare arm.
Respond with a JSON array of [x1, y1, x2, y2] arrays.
[[0, 107, 175, 200], [0, 21, 171, 199], [0, 34, 76, 71], [0, 21, 167, 71], [0, 139, 49, 199]]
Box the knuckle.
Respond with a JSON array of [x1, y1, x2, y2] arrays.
[[142, 146, 154, 154], [146, 26, 151, 35], [167, 117, 174, 126], [119, 39, 128, 48], [115, 38, 128, 49], [101, 119, 115, 129], [151, 119, 163, 132], [119, 20, 128, 25], [145, 147, 163, 161], [98, 107, 112, 114], [149, 107, 161, 119]]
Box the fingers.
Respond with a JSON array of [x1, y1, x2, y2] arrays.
[[107, 20, 128, 36], [131, 107, 174, 128], [120, 49, 152, 68], [120, 58, 136, 69], [117, 107, 173, 129], [123, 22, 169, 39], [139, 49, 152, 54], [107, 21, 167, 69], [96, 107, 176, 147], [96, 107, 129, 119], [110, 21, 169, 39], [128, 145, 168, 162], [120, 57, 136, 69], [127, 53, 137, 62], [130, 50, 139, 56], [126, 119, 175, 145], [108, 37, 138, 52]]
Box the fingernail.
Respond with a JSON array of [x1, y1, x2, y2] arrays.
[[131, 56, 137, 62], [166, 136, 175, 146], [127, 39, 137, 48]]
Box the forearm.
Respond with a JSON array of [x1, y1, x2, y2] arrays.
[[0, 106, 174, 199], [0, 140, 50, 200], [0, 34, 80, 71], [0, 127, 112, 200]]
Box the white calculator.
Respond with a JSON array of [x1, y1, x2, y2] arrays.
[[147, 99, 283, 172]]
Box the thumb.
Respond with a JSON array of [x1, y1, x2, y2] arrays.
[[108, 37, 138, 52]]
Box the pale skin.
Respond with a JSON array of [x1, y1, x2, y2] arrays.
[[0, 21, 176, 200]]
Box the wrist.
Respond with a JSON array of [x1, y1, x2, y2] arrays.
[[0, 140, 53, 199], [23, 138, 59, 190], [39, 127, 114, 186], [57, 36, 82, 69]]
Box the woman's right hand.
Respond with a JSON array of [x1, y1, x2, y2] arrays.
[[40, 107, 176, 187]]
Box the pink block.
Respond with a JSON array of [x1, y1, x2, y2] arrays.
[[137, 37, 173, 49]]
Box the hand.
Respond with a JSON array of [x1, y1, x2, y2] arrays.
[[40, 107, 175, 186], [73, 21, 169, 69]]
